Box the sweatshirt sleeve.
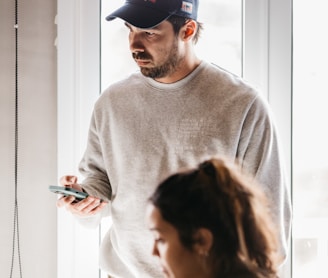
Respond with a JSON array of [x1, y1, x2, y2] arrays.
[[79, 110, 112, 200], [75, 110, 113, 228], [237, 95, 292, 261]]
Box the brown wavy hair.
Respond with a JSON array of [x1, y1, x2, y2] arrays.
[[149, 158, 282, 277]]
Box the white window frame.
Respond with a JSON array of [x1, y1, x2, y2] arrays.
[[57, 0, 101, 277], [244, 2, 292, 277], [57, 0, 292, 277]]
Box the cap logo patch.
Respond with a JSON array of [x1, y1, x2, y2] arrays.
[[181, 1, 193, 14]]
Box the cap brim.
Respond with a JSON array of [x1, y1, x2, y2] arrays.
[[105, 3, 171, 29]]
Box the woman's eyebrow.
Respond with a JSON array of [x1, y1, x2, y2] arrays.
[[149, 226, 160, 232]]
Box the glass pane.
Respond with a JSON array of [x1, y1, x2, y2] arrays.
[[293, 1, 328, 277], [101, 0, 242, 91], [195, 0, 241, 75]]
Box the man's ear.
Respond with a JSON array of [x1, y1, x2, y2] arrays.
[[181, 20, 198, 41], [193, 228, 213, 256]]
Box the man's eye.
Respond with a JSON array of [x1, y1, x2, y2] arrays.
[[145, 31, 155, 36]]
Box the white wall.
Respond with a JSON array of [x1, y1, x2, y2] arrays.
[[0, 0, 57, 277]]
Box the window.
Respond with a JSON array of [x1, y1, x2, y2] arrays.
[[292, 1, 328, 277]]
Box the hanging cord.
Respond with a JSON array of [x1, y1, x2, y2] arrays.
[[10, 0, 23, 277]]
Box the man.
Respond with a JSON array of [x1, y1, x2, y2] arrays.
[[57, 0, 292, 277]]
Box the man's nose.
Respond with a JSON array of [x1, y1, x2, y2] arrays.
[[129, 32, 145, 53]]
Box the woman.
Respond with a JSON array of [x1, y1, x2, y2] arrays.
[[146, 158, 283, 278]]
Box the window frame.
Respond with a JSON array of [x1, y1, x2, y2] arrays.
[[57, 0, 292, 277], [57, 0, 101, 277], [243, 2, 292, 277]]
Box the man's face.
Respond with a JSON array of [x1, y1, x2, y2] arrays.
[[125, 21, 183, 80]]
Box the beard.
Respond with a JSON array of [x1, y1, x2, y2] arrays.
[[132, 40, 182, 79]]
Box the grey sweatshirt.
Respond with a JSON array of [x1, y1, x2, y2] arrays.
[[78, 61, 291, 277]]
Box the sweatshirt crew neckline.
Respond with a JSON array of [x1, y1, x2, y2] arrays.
[[141, 60, 206, 93]]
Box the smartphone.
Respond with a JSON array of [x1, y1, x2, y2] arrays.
[[49, 185, 89, 202]]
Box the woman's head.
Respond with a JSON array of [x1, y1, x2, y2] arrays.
[[147, 158, 281, 278]]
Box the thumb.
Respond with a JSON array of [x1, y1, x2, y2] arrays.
[[60, 175, 78, 187]]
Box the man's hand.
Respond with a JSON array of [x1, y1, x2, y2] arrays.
[[56, 175, 107, 217]]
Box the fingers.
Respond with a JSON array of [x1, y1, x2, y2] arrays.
[[57, 195, 107, 217], [59, 175, 82, 191], [57, 175, 107, 217], [56, 195, 75, 208], [73, 197, 107, 215], [60, 175, 78, 186]]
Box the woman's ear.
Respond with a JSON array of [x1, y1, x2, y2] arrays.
[[181, 20, 198, 41], [193, 228, 213, 256]]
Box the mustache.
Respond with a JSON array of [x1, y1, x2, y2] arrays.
[[132, 52, 152, 60]]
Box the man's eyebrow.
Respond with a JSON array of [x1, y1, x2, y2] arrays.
[[124, 22, 161, 31], [146, 25, 161, 31]]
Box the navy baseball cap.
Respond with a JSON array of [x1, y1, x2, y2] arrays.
[[106, 0, 199, 29]]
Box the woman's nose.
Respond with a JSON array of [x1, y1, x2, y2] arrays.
[[152, 242, 159, 257]]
